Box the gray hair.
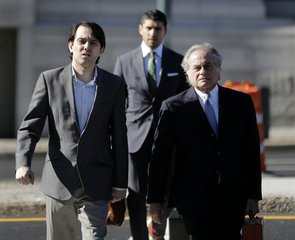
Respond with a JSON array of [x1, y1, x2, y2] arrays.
[[181, 43, 223, 73]]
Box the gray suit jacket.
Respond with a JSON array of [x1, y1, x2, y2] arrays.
[[15, 64, 128, 201], [114, 46, 188, 153]]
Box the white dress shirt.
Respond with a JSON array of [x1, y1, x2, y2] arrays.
[[194, 85, 219, 124], [141, 41, 163, 86]]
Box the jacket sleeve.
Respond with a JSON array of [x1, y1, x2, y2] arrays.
[[243, 94, 262, 200], [15, 73, 48, 169], [110, 79, 129, 189], [147, 100, 176, 203]]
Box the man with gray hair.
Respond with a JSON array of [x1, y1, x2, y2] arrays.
[[147, 43, 262, 240]]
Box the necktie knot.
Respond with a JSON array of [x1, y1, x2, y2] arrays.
[[150, 50, 155, 58]]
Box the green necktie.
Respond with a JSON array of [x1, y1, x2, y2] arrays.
[[147, 51, 157, 96]]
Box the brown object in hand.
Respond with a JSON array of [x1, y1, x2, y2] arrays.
[[242, 216, 263, 240], [107, 198, 126, 227]]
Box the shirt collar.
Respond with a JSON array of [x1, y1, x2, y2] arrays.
[[141, 41, 163, 59], [195, 84, 219, 103], [72, 66, 98, 86]]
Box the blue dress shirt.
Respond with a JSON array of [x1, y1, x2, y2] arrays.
[[73, 67, 98, 132]]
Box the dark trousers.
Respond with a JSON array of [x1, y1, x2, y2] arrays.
[[127, 189, 149, 240], [127, 131, 153, 240], [190, 221, 242, 240], [184, 186, 244, 240]]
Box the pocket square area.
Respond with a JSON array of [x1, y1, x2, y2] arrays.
[[167, 72, 179, 77]]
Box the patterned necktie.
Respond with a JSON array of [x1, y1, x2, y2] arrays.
[[147, 51, 157, 96], [204, 94, 218, 136]]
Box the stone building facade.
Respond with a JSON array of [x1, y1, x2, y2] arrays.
[[0, 0, 295, 137]]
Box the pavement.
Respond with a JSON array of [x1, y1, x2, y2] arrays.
[[0, 126, 295, 217], [260, 126, 295, 213]]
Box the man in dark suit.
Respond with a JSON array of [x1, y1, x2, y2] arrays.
[[15, 21, 128, 240], [147, 43, 262, 240], [114, 9, 188, 240]]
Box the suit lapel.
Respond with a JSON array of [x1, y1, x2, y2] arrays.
[[88, 68, 103, 120], [217, 85, 230, 139], [185, 87, 199, 102], [217, 84, 238, 139], [132, 47, 155, 99], [185, 87, 218, 136], [184, 88, 205, 124], [159, 47, 168, 85], [134, 47, 151, 93], [78, 67, 107, 135], [186, 87, 203, 114], [60, 64, 81, 134], [61, 64, 79, 124], [156, 47, 173, 96]]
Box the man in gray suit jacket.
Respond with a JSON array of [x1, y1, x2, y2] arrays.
[[15, 21, 128, 240], [114, 9, 188, 240]]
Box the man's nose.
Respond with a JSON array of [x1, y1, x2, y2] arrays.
[[200, 67, 206, 74], [150, 29, 156, 36], [83, 41, 90, 49]]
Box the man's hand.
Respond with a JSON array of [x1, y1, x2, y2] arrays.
[[245, 199, 260, 217], [149, 202, 164, 224], [111, 189, 126, 203], [15, 166, 35, 185]]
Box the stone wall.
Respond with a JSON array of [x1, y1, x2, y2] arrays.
[[1, 0, 295, 136]]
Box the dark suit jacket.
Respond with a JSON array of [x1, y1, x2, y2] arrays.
[[114, 46, 188, 153], [15, 64, 128, 201], [147, 85, 262, 222]]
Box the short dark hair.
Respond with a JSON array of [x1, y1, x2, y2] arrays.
[[140, 9, 167, 29], [68, 21, 106, 63]]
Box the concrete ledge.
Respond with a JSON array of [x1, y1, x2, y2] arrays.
[[0, 138, 48, 155], [1, 126, 294, 216], [264, 127, 295, 147], [260, 196, 295, 213], [1, 126, 295, 154], [0, 180, 45, 217], [1, 179, 295, 217]]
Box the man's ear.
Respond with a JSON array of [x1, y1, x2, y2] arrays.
[[184, 71, 188, 80], [68, 42, 73, 53], [138, 24, 143, 36], [217, 68, 221, 80]]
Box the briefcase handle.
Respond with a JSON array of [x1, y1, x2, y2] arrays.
[[245, 210, 263, 225], [248, 209, 255, 224]]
